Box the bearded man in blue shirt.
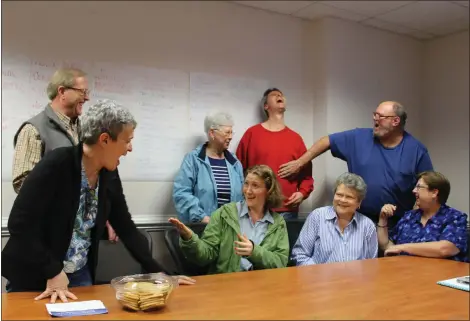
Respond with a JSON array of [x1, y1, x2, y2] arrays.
[[278, 101, 433, 229]]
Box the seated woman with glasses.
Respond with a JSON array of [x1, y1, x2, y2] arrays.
[[173, 111, 244, 224], [378, 171, 468, 262], [169, 165, 289, 274]]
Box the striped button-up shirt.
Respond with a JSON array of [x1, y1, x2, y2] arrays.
[[291, 206, 378, 265], [12, 110, 80, 193]]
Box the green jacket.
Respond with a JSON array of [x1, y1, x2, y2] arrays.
[[180, 202, 289, 274]]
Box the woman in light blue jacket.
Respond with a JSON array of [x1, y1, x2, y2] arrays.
[[173, 112, 244, 223]]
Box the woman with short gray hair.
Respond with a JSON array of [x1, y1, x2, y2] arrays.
[[291, 172, 378, 265], [80, 99, 137, 144], [2, 99, 195, 300], [173, 111, 244, 223]]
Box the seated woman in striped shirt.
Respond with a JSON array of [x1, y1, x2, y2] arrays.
[[291, 172, 378, 265], [173, 111, 244, 223]]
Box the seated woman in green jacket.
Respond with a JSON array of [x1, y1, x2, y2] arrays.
[[168, 165, 289, 274]]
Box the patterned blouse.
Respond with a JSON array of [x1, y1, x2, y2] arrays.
[[390, 205, 468, 262], [63, 163, 99, 273]]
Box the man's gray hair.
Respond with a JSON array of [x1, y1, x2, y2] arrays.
[[47, 68, 87, 100], [80, 99, 137, 145], [334, 172, 368, 202], [392, 101, 407, 129], [204, 111, 234, 137]]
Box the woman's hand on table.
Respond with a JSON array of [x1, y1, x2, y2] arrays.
[[172, 275, 196, 285], [34, 270, 78, 303], [384, 244, 405, 256]]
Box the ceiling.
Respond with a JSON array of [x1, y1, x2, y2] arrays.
[[231, 1, 469, 40]]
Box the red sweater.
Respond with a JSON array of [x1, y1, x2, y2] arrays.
[[236, 124, 314, 213]]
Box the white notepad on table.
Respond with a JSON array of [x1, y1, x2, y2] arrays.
[[437, 276, 470, 292], [45, 300, 108, 317]]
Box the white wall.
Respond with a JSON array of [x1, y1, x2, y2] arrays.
[[302, 20, 330, 206], [1, 1, 314, 225], [423, 31, 469, 214]]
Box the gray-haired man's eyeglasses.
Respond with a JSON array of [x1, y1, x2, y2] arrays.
[[65, 87, 91, 97]]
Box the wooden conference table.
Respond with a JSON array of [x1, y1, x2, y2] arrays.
[[2, 256, 469, 320]]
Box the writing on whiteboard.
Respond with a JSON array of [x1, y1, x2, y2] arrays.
[[31, 60, 57, 68], [31, 100, 44, 111], [2, 81, 26, 91], [2, 70, 16, 77], [2, 55, 270, 182], [94, 80, 132, 95]]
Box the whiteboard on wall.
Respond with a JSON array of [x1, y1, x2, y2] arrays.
[[2, 54, 192, 181], [87, 62, 191, 181], [1, 54, 270, 182]]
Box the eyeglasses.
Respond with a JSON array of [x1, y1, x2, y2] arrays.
[[414, 184, 429, 190], [65, 87, 91, 97], [373, 112, 396, 120], [214, 128, 234, 137]]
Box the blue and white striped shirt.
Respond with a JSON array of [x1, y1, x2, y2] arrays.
[[208, 157, 232, 208], [291, 206, 378, 265]]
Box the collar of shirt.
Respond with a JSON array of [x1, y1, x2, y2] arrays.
[[411, 204, 450, 223], [54, 109, 79, 129], [81, 161, 99, 191], [324, 207, 358, 226], [238, 201, 274, 224]]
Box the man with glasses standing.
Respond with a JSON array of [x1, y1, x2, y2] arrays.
[[278, 101, 433, 228], [12, 68, 118, 242]]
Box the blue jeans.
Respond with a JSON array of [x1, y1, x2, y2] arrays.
[[67, 265, 93, 288], [278, 212, 298, 220], [6, 265, 92, 293]]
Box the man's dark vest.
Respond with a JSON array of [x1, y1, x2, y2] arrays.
[[13, 104, 77, 156]]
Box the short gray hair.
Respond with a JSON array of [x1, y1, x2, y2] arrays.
[[334, 172, 367, 202], [204, 111, 234, 136], [80, 99, 137, 145], [392, 101, 407, 129]]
